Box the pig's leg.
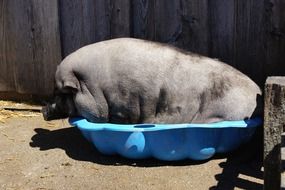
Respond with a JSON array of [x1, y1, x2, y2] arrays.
[[107, 92, 141, 124], [138, 88, 187, 124], [74, 83, 109, 123]]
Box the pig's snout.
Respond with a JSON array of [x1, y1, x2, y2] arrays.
[[41, 102, 71, 121], [42, 103, 62, 121], [41, 104, 54, 121], [42, 94, 76, 121]]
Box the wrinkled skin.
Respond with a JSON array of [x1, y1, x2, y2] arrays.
[[42, 38, 262, 124]]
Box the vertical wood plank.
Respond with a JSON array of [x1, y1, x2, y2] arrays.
[[133, 0, 208, 54], [208, 0, 235, 65], [264, 77, 285, 190], [153, 0, 181, 44], [178, 0, 208, 55], [264, 0, 285, 79], [234, 0, 266, 85], [132, 0, 156, 40], [0, 0, 16, 92], [0, 0, 61, 95], [31, 0, 62, 95], [94, 0, 111, 42], [59, 0, 97, 57], [110, 0, 131, 38]]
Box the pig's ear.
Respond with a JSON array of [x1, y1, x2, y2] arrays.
[[63, 81, 78, 93]]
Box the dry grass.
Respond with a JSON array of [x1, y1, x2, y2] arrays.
[[0, 100, 41, 123], [0, 100, 37, 107]]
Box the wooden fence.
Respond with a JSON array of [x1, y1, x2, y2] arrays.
[[0, 0, 284, 97]]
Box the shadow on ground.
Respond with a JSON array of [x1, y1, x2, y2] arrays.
[[210, 127, 264, 190], [30, 126, 264, 189], [209, 157, 263, 190]]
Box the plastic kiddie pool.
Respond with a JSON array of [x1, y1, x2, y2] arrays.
[[69, 117, 262, 161]]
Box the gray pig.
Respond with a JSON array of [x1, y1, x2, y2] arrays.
[[42, 38, 261, 124]]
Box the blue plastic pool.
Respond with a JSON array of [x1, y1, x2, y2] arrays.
[[69, 117, 262, 161]]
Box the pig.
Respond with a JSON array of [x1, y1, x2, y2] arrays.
[[42, 38, 262, 124]]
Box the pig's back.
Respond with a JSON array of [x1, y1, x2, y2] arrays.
[[72, 38, 259, 94]]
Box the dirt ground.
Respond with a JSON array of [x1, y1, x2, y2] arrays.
[[0, 103, 263, 190]]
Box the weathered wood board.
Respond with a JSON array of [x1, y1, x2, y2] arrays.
[[264, 77, 285, 190], [0, 0, 61, 96]]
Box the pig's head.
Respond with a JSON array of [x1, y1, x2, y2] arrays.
[[42, 64, 79, 121], [42, 93, 77, 121]]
